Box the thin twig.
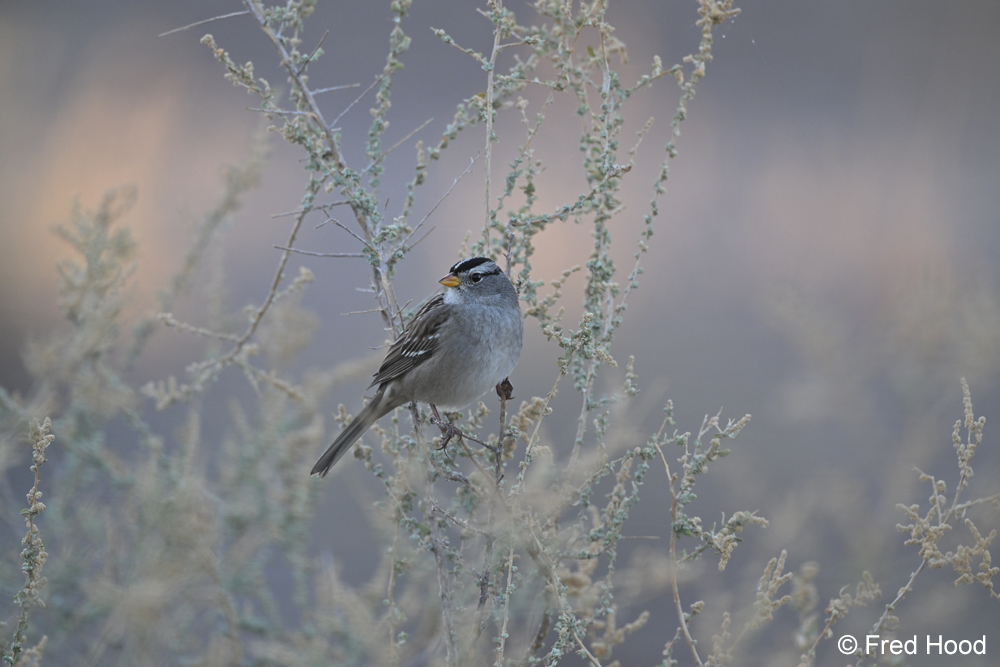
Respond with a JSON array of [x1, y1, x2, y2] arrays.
[[431, 501, 489, 536], [406, 225, 436, 251], [334, 221, 375, 249], [402, 154, 480, 248], [953, 493, 1000, 513], [341, 307, 391, 317], [429, 492, 459, 665], [297, 29, 329, 76], [661, 445, 703, 666], [271, 202, 348, 219], [387, 524, 401, 664], [467, 382, 514, 655], [158, 10, 249, 37], [159, 314, 241, 342], [330, 72, 389, 131], [568, 365, 594, 470], [481, 2, 504, 249], [495, 539, 516, 664], [428, 453, 483, 495], [245, 107, 313, 116], [511, 372, 565, 491], [273, 245, 364, 258], [573, 629, 603, 667], [496, 39, 530, 51], [313, 82, 362, 95], [365, 117, 434, 173], [522, 610, 552, 663]]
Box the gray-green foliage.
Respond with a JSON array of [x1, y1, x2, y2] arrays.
[[2, 2, 998, 667]]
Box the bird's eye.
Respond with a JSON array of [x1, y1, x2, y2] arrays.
[[470, 273, 482, 283]]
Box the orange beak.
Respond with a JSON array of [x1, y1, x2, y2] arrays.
[[439, 273, 461, 288]]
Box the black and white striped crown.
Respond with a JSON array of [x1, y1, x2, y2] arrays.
[[449, 256, 500, 275]]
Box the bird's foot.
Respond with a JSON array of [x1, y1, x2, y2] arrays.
[[430, 405, 462, 450], [496, 377, 514, 401]]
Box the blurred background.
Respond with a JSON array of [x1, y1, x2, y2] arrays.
[[1, 0, 999, 664]]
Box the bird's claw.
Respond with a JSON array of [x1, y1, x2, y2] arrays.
[[430, 404, 461, 450], [496, 377, 514, 401]]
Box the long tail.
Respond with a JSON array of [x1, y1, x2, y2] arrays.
[[310, 391, 384, 477]]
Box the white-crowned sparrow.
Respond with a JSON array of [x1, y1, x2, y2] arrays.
[[311, 257, 523, 477]]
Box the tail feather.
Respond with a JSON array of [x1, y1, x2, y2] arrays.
[[311, 390, 387, 477]]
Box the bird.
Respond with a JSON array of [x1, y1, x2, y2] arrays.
[[310, 256, 523, 477]]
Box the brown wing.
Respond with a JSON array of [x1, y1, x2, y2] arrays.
[[369, 294, 450, 388]]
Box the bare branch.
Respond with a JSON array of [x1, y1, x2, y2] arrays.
[[329, 72, 389, 132], [402, 154, 480, 248], [297, 29, 330, 76], [364, 117, 434, 173], [272, 245, 364, 258], [313, 82, 362, 95], [158, 10, 249, 38]]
